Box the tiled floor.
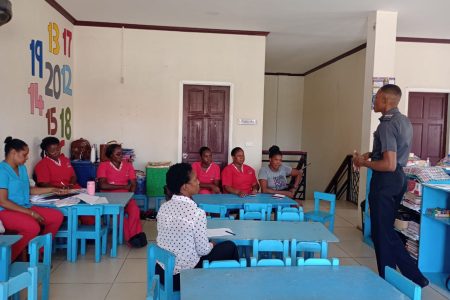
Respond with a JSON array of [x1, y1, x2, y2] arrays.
[[30, 199, 449, 299]]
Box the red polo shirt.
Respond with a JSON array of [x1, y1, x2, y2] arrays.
[[97, 161, 136, 192], [34, 154, 79, 188], [221, 163, 257, 194], [192, 161, 221, 194]]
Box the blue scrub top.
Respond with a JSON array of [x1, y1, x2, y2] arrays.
[[0, 161, 30, 210]]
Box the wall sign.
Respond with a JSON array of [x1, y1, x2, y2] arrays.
[[239, 118, 257, 125], [28, 21, 73, 141]]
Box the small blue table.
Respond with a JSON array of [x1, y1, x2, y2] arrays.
[[193, 193, 298, 210], [207, 219, 338, 254], [95, 192, 133, 256], [96, 192, 133, 247], [0, 235, 22, 281], [34, 192, 132, 258], [181, 266, 408, 299]]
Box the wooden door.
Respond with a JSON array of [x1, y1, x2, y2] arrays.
[[408, 92, 448, 165], [182, 85, 230, 169]]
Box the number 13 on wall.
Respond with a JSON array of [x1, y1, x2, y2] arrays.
[[48, 22, 72, 57]]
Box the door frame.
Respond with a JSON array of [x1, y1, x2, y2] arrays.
[[178, 80, 234, 163], [404, 87, 450, 154]]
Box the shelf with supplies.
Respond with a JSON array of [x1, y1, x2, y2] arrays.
[[364, 167, 450, 280], [420, 182, 450, 296]]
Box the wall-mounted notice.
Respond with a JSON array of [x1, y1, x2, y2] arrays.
[[372, 77, 395, 108], [28, 21, 73, 142], [239, 118, 257, 125], [372, 77, 395, 96]]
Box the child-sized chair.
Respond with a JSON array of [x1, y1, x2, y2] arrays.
[[203, 259, 247, 269], [147, 244, 180, 300], [71, 205, 108, 263], [9, 234, 52, 300], [199, 204, 234, 220], [276, 206, 304, 222], [297, 257, 339, 266], [239, 204, 272, 221], [385, 266, 421, 300], [304, 192, 336, 232], [250, 239, 291, 267], [53, 207, 72, 261], [146, 274, 159, 300], [0, 266, 37, 300], [291, 239, 328, 264]]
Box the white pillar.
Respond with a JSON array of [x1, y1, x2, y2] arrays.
[[358, 11, 398, 224]]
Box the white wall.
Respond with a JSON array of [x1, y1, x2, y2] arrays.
[[0, 0, 74, 173], [302, 49, 366, 198], [263, 75, 304, 151], [395, 42, 450, 153], [73, 27, 266, 170]]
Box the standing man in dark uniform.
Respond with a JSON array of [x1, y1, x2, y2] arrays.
[[354, 84, 429, 287]]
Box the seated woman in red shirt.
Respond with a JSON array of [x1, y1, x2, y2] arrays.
[[34, 137, 80, 189], [97, 143, 146, 248], [221, 147, 259, 197], [35, 137, 93, 225], [191, 147, 221, 194]]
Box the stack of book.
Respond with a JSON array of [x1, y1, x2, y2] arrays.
[[402, 192, 421, 212], [405, 221, 420, 240], [406, 239, 419, 260]]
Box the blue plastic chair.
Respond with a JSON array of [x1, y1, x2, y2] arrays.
[[0, 265, 37, 300], [9, 234, 52, 300], [291, 239, 328, 265], [71, 205, 108, 263], [203, 259, 246, 268], [276, 206, 304, 222], [304, 192, 336, 232], [385, 266, 421, 300], [250, 239, 291, 266], [199, 204, 234, 220], [239, 204, 272, 221], [297, 257, 339, 266], [134, 194, 149, 212], [147, 244, 180, 300], [53, 207, 72, 261], [146, 274, 160, 300]]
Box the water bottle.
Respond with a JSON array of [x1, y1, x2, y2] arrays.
[[90, 144, 96, 163], [426, 157, 430, 167]]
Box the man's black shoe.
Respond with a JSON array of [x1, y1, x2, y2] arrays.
[[413, 276, 429, 288]]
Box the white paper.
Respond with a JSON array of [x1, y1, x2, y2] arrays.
[[75, 193, 109, 205], [95, 197, 109, 204], [54, 197, 80, 207], [30, 193, 55, 203], [207, 228, 234, 238], [272, 194, 286, 198], [30, 197, 57, 204]]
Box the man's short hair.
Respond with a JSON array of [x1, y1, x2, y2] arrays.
[[379, 84, 402, 98]]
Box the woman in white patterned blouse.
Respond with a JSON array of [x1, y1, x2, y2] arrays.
[[156, 163, 239, 291]]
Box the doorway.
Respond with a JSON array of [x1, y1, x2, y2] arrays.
[[182, 84, 230, 168], [408, 92, 448, 165]]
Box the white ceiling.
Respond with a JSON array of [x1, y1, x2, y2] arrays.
[[57, 0, 450, 73]]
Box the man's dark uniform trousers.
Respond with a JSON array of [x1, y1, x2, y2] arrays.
[[369, 107, 425, 283]]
